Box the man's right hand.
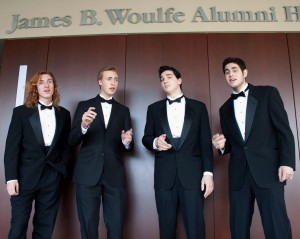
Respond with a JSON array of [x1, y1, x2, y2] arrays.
[[81, 107, 97, 129], [212, 133, 226, 150], [155, 134, 172, 151], [7, 181, 19, 196]]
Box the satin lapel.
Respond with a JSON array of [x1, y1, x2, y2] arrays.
[[245, 95, 257, 142], [29, 108, 44, 147], [160, 103, 175, 147], [177, 103, 194, 150], [47, 108, 61, 155], [95, 97, 105, 128], [228, 101, 245, 143], [107, 101, 117, 129]]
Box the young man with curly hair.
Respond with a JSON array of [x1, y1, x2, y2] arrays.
[[4, 71, 71, 239]]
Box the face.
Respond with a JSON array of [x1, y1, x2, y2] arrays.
[[98, 70, 119, 98], [37, 74, 54, 103], [225, 63, 248, 92], [160, 70, 182, 96], [224, 63, 248, 92]]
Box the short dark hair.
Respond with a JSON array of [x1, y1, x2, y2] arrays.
[[158, 65, 181, 79], [222, 57, 247, 74]]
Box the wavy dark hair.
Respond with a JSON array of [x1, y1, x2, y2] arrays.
[[24, 71, 60, 108], [159, 65, 183, 89], [222, 57, 247, 74], [158, 65, 181, 79]]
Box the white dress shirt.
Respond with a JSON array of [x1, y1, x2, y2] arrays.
[[81, 94, 112, 134], [101, 98, 113, 129], [167, 94, 185, 138], [153, 94, 185, 150], [232, 84, 249, 140], [38, 102, 56, 146], [81, 94, 130, 148], [153, 94, 212, 176]]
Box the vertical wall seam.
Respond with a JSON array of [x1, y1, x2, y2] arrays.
[[286, 33, 300, 156], [205, 33, 216, 239]]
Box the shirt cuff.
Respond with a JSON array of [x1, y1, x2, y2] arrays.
[[153, 138, 161, 150], [122, 140, 130, 149], [81, 125, 88, 134], [7, 179, 18, 184], [203, 171, 213, 176]]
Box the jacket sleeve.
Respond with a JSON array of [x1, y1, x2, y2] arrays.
[[219, 107, 232, 155], [59, 110, 72, 176], [268, 87, 295, 170], [122, 108, 134, 152], [4, 107, 23, 182], [142, 106, 156, 152], [69, 102, 86, 147]]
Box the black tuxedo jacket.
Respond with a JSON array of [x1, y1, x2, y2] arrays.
[[220, 84, 295, 190], [69, 95, 133, 187], [4, 105, 71, 190], [142, 97, 213, 190]]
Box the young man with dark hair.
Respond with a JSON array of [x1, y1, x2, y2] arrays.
[[143, 65, 214, 239], [212, 57, 295, 239]]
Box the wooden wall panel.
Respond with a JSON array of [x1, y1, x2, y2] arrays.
[[287, 33, 300, 226], [208, 33, 300, 239], [125, 34, 214, 239], [288, 33, 300, 150], [0, 39, 50, 239]]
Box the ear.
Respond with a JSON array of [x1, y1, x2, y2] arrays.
[[178, 78, 182, 85], [243, 69, 248, 78], [98, 79, 102, 87]]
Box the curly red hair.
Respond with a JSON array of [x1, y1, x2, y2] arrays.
[[25, 72, 60, 108]]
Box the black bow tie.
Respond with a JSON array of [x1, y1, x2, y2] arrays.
[[231, 86, 249, 100], [100, 96, 113, 104], [231, 91, 245, 100], [39, 102, 53, 110], [167, 95, 184, 105]]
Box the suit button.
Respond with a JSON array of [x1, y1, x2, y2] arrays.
[[102, 153, 104, 156], [244, 147, 247, 149]]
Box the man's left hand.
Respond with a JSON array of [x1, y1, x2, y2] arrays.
[[201, 175, 214, 198], [121, 128, 133, 145], [278, 166, 294, 182]]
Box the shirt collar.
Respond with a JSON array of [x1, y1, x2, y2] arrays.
[[99, 93, 113, 100], [167, 93, 184, 101], [232, 83, 249, 94]]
